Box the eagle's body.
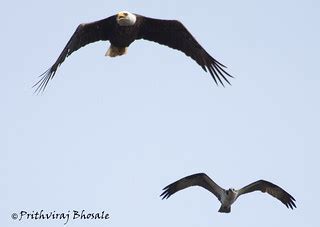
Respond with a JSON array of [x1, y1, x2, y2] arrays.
[[34, 11, 233, 93], [219, 189, 238, 213], [106, 14, 140, 56], [160, 173, 296, 213], [109, 19, 138, 48]]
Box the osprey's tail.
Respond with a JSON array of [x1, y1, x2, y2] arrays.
[[105, 45, 128, 57], [218, 205, 231, 213]]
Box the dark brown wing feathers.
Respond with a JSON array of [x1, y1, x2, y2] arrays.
[[160, 173, 224, 201], [138, 16, 233, 86], [34, 16, 116, 93], [239, 180, 296, 209]]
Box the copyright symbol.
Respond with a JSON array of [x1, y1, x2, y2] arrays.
[[11, 213, 18, 220]]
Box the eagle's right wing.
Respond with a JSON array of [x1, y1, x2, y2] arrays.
[[160, 173, 225, 201], [34, 15, 116, 93]]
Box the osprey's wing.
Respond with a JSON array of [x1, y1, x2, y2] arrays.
[[34, 15, 116, 93], [138, 16, 233, 86], [237, 180, 296, 209], [160, 173, 225, 201]]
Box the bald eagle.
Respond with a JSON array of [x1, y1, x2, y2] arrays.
[[34, 11, 233, 93], [160, 173, 296, 213]]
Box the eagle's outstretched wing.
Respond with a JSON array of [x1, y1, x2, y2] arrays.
[[237, 180, 296, 209], [34, 16, 116, 93], [160, 173, 225, 201], [138, 16, 233, 86]]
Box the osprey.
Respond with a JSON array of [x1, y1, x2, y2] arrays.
[[34, 11, 233, 93], [160, 173, 296, 213]]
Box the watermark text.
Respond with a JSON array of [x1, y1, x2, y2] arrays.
[[11, 210, 110, 225]]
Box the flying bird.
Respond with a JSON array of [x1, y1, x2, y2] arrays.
[[160, 173, 296, 213], [34, 11, 233, 93]]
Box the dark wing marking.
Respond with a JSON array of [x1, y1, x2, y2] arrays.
[[138, 16, 233, 85], [160, 173, 224, 201], [34, 15, 116, 93], [237, 180, 296, 209]]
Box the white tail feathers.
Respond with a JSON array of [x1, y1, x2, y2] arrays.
[[105, 45, 128, 57]]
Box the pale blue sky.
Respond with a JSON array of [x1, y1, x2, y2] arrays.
[[1, 0, 319, 226]]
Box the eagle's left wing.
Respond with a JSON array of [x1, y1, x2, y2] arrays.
[[137, 16, 233, 86], [237, 180, 296, 209]]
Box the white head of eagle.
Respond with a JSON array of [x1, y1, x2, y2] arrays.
[[116, 11, 136, 26]]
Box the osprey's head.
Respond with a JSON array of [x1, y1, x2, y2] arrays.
[[226, 188, 236, 195], [116, 11, 136, 26]]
